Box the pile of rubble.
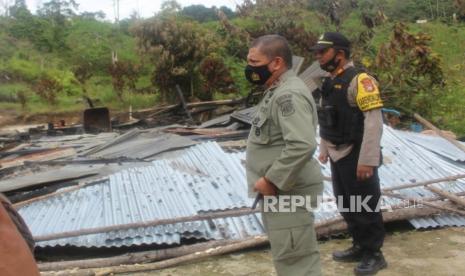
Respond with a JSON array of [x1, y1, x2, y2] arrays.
[[0, 61, 464, 275]]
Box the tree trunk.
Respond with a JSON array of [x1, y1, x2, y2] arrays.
[[38, 239, 234, 271]]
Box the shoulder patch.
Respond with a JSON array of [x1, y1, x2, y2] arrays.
[[276, 94, 295, 117], [356, 73, 383, 111], [276, 94, 292, 104]]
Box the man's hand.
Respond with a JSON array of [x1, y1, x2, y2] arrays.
[[318, 152, 329, 164], [357, 165, 374, 181], [254, 177, 277, 196]]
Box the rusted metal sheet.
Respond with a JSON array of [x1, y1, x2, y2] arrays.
[[83, 107, 111, 133], [0, 148, 76, 169]]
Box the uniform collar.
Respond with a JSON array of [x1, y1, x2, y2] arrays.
[[267, 69, 295, 92], [331, 61, 354, 79]]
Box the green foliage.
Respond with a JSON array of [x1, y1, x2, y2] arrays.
[[108, 60, 140, 100], [227, 2, 320, 63], [33, 75, 63, 105], [64, 19, 137, 75], [215, 16, 252, 59], [368, 23, 444, 117], [34, 0, 79, 52], [383, 0, 456, 21], [0, 0, 464, 136], [407, 22, 465, 134], [0, 83, 29, 103], [37, 0, 78, 21], [199, 55, 236, 100], [65, 19, 113, 72], [133, 14, 215, 102], [223, 56, 251, 98], [6, 54, 43, 82], [181, 5, 218, 22], [50, 69, 80, 96], [180, 5, 235, 23]]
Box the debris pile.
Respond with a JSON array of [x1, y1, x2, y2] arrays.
[[0, 60, 464, 275]]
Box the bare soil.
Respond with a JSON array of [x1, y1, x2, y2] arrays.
[[126, 227, 465, 276]]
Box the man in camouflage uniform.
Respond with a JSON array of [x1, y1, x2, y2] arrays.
[[312, 32, 387, 275], [245, 34, 323, 276]]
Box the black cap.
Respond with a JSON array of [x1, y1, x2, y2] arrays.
[[310, 32, 351, 51]]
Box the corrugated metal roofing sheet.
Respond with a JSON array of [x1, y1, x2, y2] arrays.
[[19, 127, 465, 248], [389, 129, 465, 228], [298, 61, 327, 93], [27, 133, 119, 155], [84, 129, 197, 160], [19, 142, 263, 248], [314, 126, 465, 229], [292, 55, 305, 74], [396, 130, 465, 162]]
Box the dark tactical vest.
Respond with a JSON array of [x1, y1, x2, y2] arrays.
[[318, 67, 364, 145]]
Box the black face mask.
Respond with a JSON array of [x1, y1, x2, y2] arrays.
[[320, 52, 341, 72], [244, 63, 272, 85]]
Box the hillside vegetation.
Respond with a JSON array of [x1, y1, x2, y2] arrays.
[[0, 0, 464, 136]]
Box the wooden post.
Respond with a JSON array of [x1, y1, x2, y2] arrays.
[[38, 239, 235, 272], [34, 208, 259, 242], [382, 173, 465, 192], [175, 85, 194, 123], [426, 186, 465, 208], [41, 236, 269, 276], [383, 191, 465, 216]]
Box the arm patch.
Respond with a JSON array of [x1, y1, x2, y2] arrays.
[[276, 94, 295, 117], [356, 73, 383, 111]]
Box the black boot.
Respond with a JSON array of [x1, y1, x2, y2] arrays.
[[332, 244, 364, 262], [354, 251, 387, 275]]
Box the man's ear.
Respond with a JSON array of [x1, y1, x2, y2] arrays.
[[270, 57, 285, 72], [336, 50, 345, 61]]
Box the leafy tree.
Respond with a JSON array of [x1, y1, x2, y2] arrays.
[[308, 0, 356, 27], [65, 19, 113, 73], [6, 2, 59, 52], [119, 11, 141, 35], [37, 0, 78, 23], [181, 5, 235, 23], [7, 0, 35, 39], [219, 6, 235, 19], [35, 0, 79, 51], [380, 0, 456, 21], [199, 55, 236, 100], [216, 9, 251, 59], [108, 60, 140, 100], [133, 14, 213, 102], [8, 0, 27, 18], [72, 63, 93, 96], [33, 75, 63, 105], [79, 11, 106, 21], [161, 0, 181, 14], [108, 61, 125, 100], [181, 5, 217, 22], [235, 1, 318, 62], [370, 23, 444, 117], [455, 0, 465, 20]]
